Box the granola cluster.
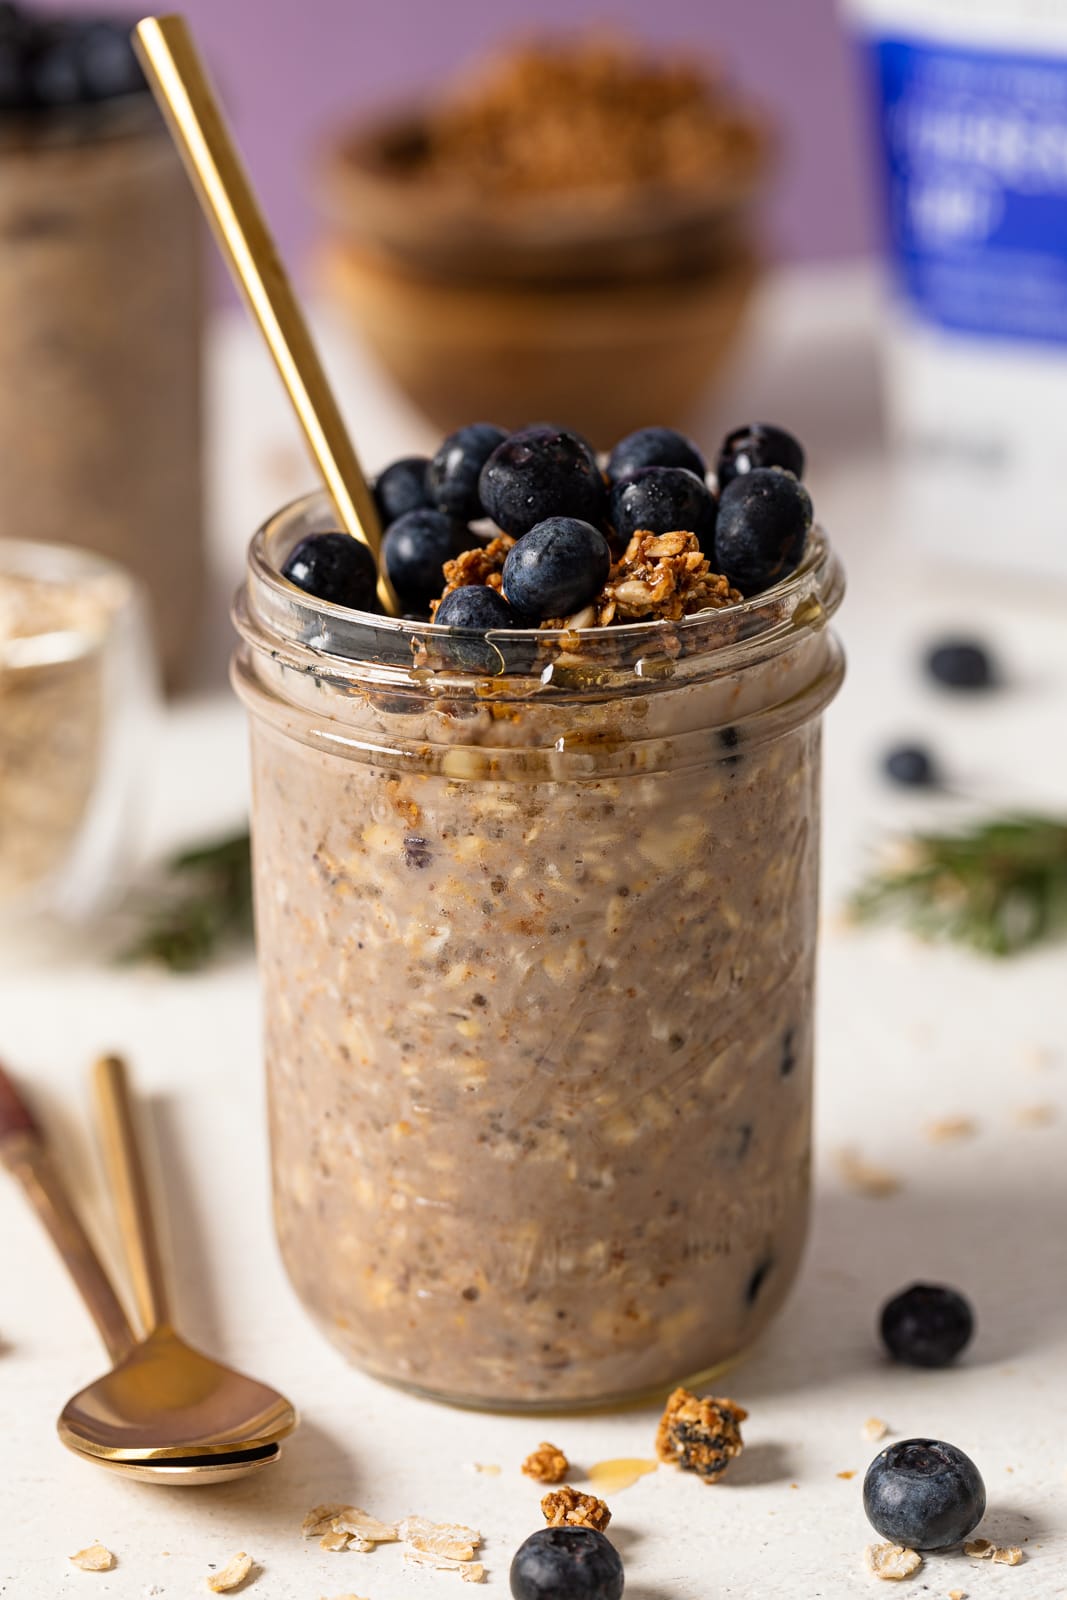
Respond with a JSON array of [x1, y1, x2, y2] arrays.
[[522, 1440, 570, 1484], [655, 1387, 747, 1483], [418, 35, 764, 197], [541, 1487, 612, 1532], [435, 535, 515, 610]]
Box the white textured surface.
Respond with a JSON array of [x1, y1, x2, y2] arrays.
[[2, 265, 1066, 1598]]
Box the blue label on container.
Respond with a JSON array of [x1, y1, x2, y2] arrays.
[[866, 34, 1067, 344]]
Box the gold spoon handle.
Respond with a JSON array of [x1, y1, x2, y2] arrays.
[[133, 13, 398, 616], [0, 1064, 136, 1363], [92, 1054, 171, 1336]]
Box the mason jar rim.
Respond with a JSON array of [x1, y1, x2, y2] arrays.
[[236, 488, 845, 694]]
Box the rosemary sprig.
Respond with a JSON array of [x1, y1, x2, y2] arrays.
[[850, 813, 1067, 957], [121, 829, 253, 973]]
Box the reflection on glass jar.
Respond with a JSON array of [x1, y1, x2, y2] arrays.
[[234, 492, 845, 1411], [0, 539, 156, 926]]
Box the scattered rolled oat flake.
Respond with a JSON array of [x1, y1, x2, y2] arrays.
[[206, 1553, 254, 1592], [399, 1517, 481, 1563], [865, 1542, 923, 1580], [403, 1546, 485, 1582], [522, 1440, 570, 1484], [836, 1147, 901, 1197], [863, 1417, 890, 1442], [964, 1538, 995, 1559], [302, 1505, 348, 1537], [1013, 1103, 1056, 1128], [331, 1509, 399, 1544], [319, 1530, 352, 1553], [655, 1386, 747, 1483], [471, 1462, 501, 1476], [925, 1115, 978, 1143], [70, 1543, 116, 1572], [992, 1546, 1024, 1566]]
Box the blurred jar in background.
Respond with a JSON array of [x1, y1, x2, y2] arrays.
[[319, 35, 772, 447], [0, 7, 204, 690], [0, 538, 156, 930], [847, 0, 1067, 581]]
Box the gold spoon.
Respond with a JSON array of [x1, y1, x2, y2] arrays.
[[0, 1057, 297, 1481], [133, 12, 400, 616]]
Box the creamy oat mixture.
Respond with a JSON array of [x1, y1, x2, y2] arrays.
[[0, 568, 121, 903], [241, 573, 842, 1403]]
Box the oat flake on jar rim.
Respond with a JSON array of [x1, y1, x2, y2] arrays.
[[233, 490, 845, 1411]]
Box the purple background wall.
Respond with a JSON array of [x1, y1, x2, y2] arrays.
[[56, 0, 876, 273]]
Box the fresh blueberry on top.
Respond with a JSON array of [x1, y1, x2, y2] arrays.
[[435, 585, 516, 630], [27, 21, 82, 106], [880, 1283, 974, 1367], [864, 1438, 985, 1550], [510, 1527, 624, 1600], [607, 425, 706, 485], [716, 422, 805, 492], [883, 743, 938, 788], [383, 508, 465, 613], [428, 423, 507, 521], [281, 531, 381, 613], [925, 639, 995, 691], [713, 467, 812, 594], [372, 456, 433, 529], [502, 517, 611, 622], [73, 19, 146, 101], [479, 425, 607, 538], [609, 466, 717, 548]]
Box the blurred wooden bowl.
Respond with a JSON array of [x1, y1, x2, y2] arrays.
[[322, 240, 759, 447]]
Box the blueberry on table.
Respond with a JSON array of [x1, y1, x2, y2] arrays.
[[883, 743, 938, 788], [713, 467, 813, 594], [925, 639, 995, 691], [609, 466, 717, 548], [479, 425, 607, 537], [864, 1438, 985, 1550], [383, 508, 465, 612], [510, 1527, 624, 1600], [607, 425, 706, 485], [372, 455, 433, 529], [716, 422, 805, 492], [281, 531, 381, 613], [880, 1283, 974, 1367], [435, 585, 516, 630], [428, 423, 507, 520], [502, 517, 611, 621]]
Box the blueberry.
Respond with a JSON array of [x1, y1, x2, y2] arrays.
[[479, 426, 607, 538], [373, 456, 433, 529], [880, 1283, 974, 1368], [281, 531, 381, 612], [883, 743, 938, 788], [428, 423, 507, 521], [28, 22, 82, 107], [717, 422, 805, 492], [74, 19, 146, 101], [925, 639, 995, 691], [435, 585, 516, 630], [502, 517, 611, 621], [383, 508, 465, 612], [609, 466, 717, 548], [714, 468, 813, 594], [607, 425, 706, 485], [863, 1438, 985, 1550], [510, 1527, 624, 1600]]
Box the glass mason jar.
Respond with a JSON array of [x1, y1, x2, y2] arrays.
[[234, 491, 845, 1410]]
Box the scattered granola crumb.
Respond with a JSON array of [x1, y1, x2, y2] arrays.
[[838, 1469, 857, 1479], [948, 1590, 967, 1600], [1013, 1103, 1056, 1129], [522, 1441, 570, 1484], [865, 1542, 923, 1580], [541, 1486, 612, 1532], [925, 1115, 978, 1144], [836, 1147, 901, 1197], [863, 1417, 890, 1442], [70, 1543, 116, 1572], [964, 1539, 994, 1559], [553, 530, 741, 627], [655, 1386, 747, 1483], [992, 1546, 1024, 1566], [206, 1552, 254, 1593]]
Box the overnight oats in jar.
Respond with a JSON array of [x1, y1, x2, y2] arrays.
[[233, 422, 844, 1409]]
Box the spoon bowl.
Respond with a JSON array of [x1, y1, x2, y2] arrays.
[[63, 1438, 283, 1485]]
